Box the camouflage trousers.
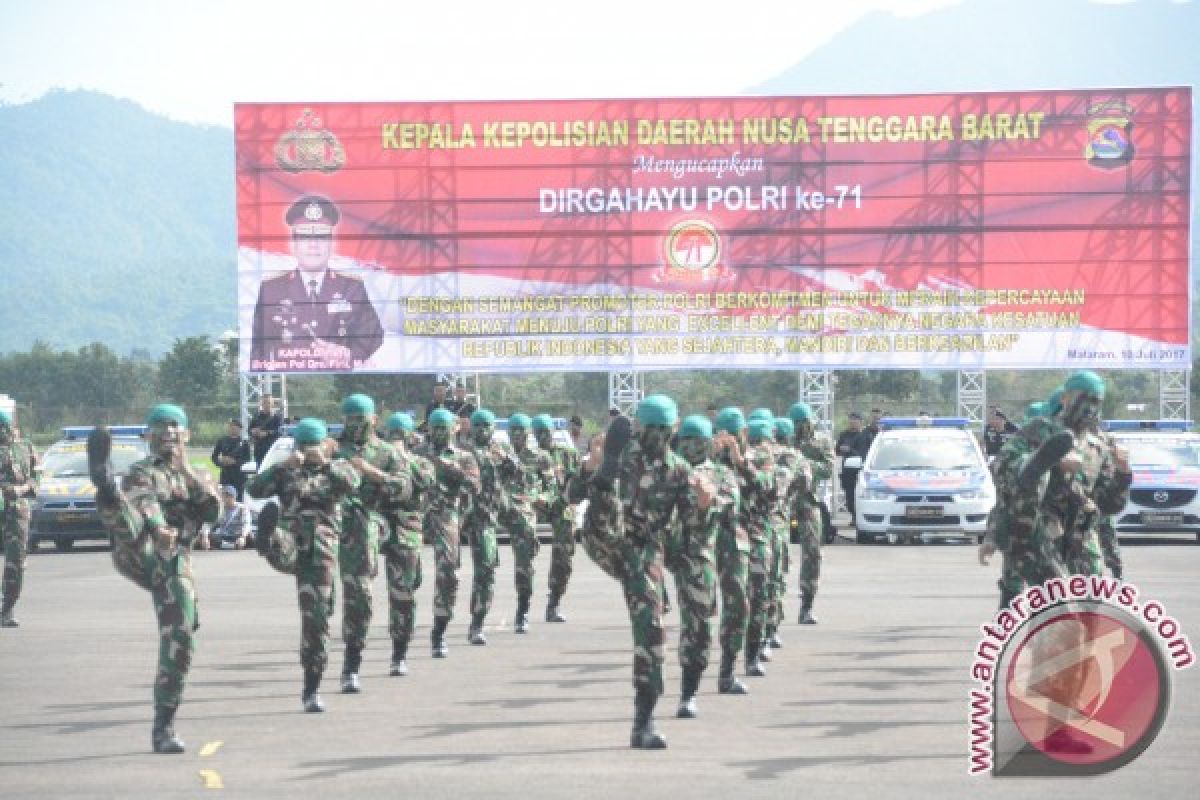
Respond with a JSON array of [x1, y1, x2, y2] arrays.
[[744, 526, 771, 654], [1061, 530, 1104, 577], [546, 504, 576, 601], [384, 541, 422, 649], [261, 514, 340, 677], [671, 542, 718, 674], [463, 514, 499, 618], [504, 506, 540, 599], [96, 487, 197, 711], [796, 506, 822, 601], [424, 509, 463, 622], [622, 536, 666, 697], [715, 530, 750, 660], [1, 502, 30, 614], [765, 515, 790, 634], [998, 530, 1067, 609], [1097, 516, 1124, 578], [340, 509, 383, 654], [580, 485, 624, 582]]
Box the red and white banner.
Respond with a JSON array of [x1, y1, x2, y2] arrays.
[[234, 89, 1191, 373]]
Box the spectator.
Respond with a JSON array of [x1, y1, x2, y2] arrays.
[[448, 382, 476, 417], [860, 407, 883, 453], [455, 408, 473, 447], [705, 403, 720, 422], [205, 485, 252, 550], [211, 419, 252, 500], [424, 380, 452, 423], [984, 408, 1019, 458], [248, 395, 284, 467], [835, 412, 868, 516], [569, 414, 588, 452]]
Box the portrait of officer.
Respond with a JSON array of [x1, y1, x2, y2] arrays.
[[249, 195, 384, 370]]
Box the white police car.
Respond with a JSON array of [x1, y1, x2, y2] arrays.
[[1104, 420, 1200, 543], [850, 417, 995, 544]]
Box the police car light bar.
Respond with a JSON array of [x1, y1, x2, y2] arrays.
[[880, 417, 970, 429], [62, 425, 148, 440], [1103, 420, 1192, 432]]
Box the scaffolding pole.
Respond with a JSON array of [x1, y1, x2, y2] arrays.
[[239, 374, 287, 431], [1159, 370, 1190, 421], [957, 370, 987, 432], [608, 371, 644, 417]]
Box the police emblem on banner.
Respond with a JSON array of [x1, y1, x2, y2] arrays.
[[1085, 101, 1135, 168], [656, 219, 725, 282], [275, 108, 347, 173]]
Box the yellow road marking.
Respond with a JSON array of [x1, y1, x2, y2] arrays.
[[199, 740, 223, 757], [198, 769, 224, 789]]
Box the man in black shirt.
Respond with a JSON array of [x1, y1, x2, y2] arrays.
[[424, 380, 452, 423], [248, 396, 284, 467], [860, 408, 883, 454], [211, 419, 253, 500], [835, 412, 867, 516], [983, 408, 1019, 459]]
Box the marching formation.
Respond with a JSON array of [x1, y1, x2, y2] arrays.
[[0, 367, 1130, 756]]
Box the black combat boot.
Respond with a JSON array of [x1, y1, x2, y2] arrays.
[[468, 613, 487, 645], [769, 630, 784, 649], [431, 617, 449, 658], [798, 592, 818, 625], [676, 667, 701, 718], [86, 426, 119, 506], [595, 415, 632, 490], [151, 706, 185, 754], [545, 592, 566, 623], [1017, 431, 1075, 490], [389, 640, 408, 676], [717, 651, 749, 694], [302, 669, 325, 712], [255, 501, 279, 556], [515, 592, 531, 634], [630, 688, 668, 749], [745, 638, 766, 677], [759, 638, 772, 662], [341, 646, 362, 693]]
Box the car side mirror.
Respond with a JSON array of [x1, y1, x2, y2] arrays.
[[843, 456, 863, 470]]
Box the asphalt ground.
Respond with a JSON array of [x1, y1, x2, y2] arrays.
[[1, 528, 1197, 799]]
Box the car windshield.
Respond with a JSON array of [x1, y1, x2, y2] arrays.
[[1120, 436, 1200, 468], [41, 440, 145, 478], [868, 435, 981, 471]]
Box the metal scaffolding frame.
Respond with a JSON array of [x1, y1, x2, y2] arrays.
[[608, 371, 644, 417], [1160, 370, 1190, 421], [239, 374, 288, 431], [957, 370, 987, 430], [798, 370, 835, 428]]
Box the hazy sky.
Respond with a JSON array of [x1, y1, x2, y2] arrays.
[[0, 0, 970, 126]]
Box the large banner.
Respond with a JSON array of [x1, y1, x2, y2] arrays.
[[235, 89, 1191, 373]]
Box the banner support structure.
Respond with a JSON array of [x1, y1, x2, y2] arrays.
[[957, 370, 987, 432], [608, 371, 643, 417], [239, 374, 288, 433], [1159, 370, 1190, 421]]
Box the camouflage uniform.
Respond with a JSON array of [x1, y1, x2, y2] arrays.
[[793, 432, 832, 620], [536, 426, 581, 619], [462, 434, 516, 632], [94, 410, 219, 751], [733, 438, 776, 672], [247, 450, 360, 695], [1096, 515, 1124, 580], [570, 466, 625, 581], [380, 435, 435, 669], [414, 437, 481, 634], [500, 427, 555, 628], [0, 422, 35, 625], [767, 440, 800, 640]]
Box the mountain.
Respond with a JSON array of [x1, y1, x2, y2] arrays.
[[0, 90, 235, 356]]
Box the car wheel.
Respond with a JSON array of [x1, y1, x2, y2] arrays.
[[855, 529, 871, 545], [54, 538, 75, 553]]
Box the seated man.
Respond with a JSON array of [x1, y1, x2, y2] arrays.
[[206, 485, 251, 550]]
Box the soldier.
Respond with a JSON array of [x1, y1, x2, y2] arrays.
[[334, 394, 408, 692], [671, 414, 737, 718], [767, 416, 805, 648], [247, 418, 360, 711], [415, 408, 481, 656], [461, 409, 515, 645], [500, 413, 555, 634], [249, 195, 384, 371], [380, 412, 435, 675], [746, 407, 785, 662], [570, 430, 627, 583], [87, 406, 220, 753], [532, 413, 581, 623], [789, 402, 833, 625], [707, 409, 752, 695], [0, 411, 36, 628]]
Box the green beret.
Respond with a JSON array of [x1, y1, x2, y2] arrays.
[[1045, 387, 1065, 416], [385, 412, 415, 432], [0, 410, 11, 428], [508, 413, 532, 430], [293, 417, 327, 445], [341, 393, 376, 417], [747, 418, 774, 442], [471, 408, 496, 426], [774, 417, 795, 438], [1024, 402, 1045, 422], [429, 408, 456, 427], [531, 413, 555, 432], [788, 402, 814, 423], [636, 394, 678, 427], [715, 407, 746, 434], [748, 408, 775, 423], [1064, 370, 1105, 398], [146, 403, 188, 429], [678, 414, 713, 439]]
